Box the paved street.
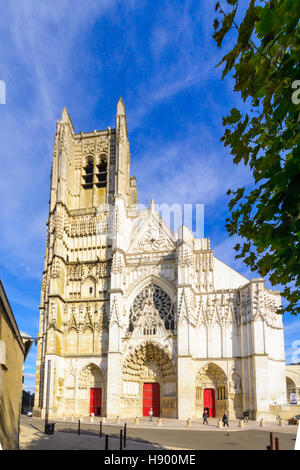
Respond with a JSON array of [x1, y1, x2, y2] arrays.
[[20, 415, 298, 450]]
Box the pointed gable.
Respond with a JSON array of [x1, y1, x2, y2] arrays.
[[129, 212, 175, 253]]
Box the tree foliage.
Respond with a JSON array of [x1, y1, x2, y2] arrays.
[[213, 0, 300, 315]]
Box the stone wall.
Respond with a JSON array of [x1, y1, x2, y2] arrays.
[[0, 289, 25, 449]]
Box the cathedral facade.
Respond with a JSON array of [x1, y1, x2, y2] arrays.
[[34, 99, 288, 421]]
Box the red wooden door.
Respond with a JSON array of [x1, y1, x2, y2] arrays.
[[203, 388, 215, 417], [90, 388, 102, 416], [143, 383, 160, 417]]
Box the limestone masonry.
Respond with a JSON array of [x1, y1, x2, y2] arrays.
[[34, 99, 300, 421]]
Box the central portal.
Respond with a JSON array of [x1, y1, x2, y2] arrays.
[[143, 383, 160, 417]]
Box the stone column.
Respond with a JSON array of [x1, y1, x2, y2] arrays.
[[252, 355, 270, 418], [106, 351, 122, 418], [177, 356, 195, 419]]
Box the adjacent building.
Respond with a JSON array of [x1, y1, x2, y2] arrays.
[[0, 280, 33, 449]]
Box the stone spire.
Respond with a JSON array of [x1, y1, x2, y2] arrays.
[[115, 97, 130, 202]]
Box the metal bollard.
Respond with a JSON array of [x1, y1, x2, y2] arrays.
[[105, 434, 109, 450], [78, 419, 80, 435], [275, 437, 279, 450], [124, 423, 127, 448], [100, 420, 102, 438], [120, 429, 123, 451], [270, 432, 273, 450]]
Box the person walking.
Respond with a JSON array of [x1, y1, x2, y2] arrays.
[[243, 409, 249, 423], [149, 408, 153, 422], [222, 413, 229, 427], [203, 410, 209, 425]]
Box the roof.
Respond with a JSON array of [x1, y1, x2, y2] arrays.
[[0, 280, 33, 358]]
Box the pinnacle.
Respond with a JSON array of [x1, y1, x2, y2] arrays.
[[117, 97, 126, 115]]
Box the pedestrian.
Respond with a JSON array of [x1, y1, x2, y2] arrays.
[[222, 413, 229, 427], [149, 408, 153, 422], [203, 410, 209, 425], [243, 409, 249, 423]]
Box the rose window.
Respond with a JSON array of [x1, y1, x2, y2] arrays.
[[129, 283, 175, 331]]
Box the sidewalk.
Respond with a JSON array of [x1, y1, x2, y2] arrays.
[[19, 422, 164, 450], [19, 416, 298, 451], [53, 415, 299, 433]]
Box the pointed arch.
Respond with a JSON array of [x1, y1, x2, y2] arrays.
[[121, 340, 176, 418], [81, 276, 96, 298], [97, 152, 108, 165], [76, 362, 106, 417], [65, 327, 78, 355], [286, 376, 297, 402], [82, 155, 94, 188], [128, 282, 175, 332], [126, 274, 174, 301], [195, 362, 229, 418], [95, 153, 107, 187], [196, 362, 228, 386], [122, 340, 175, 382], [78, 362, 105, 389]]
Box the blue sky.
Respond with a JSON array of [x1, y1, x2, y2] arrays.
[[0, 0, 299, 394]]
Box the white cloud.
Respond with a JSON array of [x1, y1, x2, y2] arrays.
[[24, 372, 36, 380], [1, 0, 298, 362], [0, 1, 134, 281], [126, 2, 225, 130], [132, 126, 252, 208]]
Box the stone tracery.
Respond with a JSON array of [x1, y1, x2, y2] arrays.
[[128, 283, 175, 332], [78, 363, 104, 390], [122, 340, 176, 383], [196, 363, 227, 389]]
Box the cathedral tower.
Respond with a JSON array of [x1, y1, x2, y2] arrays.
[[34, 99, 137, 417]]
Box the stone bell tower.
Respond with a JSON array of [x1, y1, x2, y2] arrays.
[[34, 99, 137, 418]]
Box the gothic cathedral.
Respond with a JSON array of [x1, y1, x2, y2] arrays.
[[34, 99, 288, 421]]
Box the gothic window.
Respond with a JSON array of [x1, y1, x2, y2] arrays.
[[95, 155, 107, 188], [196, 386, 202, 406], [143, 327, 156, 336], [82, 156, 94, 189], [129, 283, 175, 332], [82, 154, 108, 189], [81, 277, 96, 298], [217, 386, 227, 400]]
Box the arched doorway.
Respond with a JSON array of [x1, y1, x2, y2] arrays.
[[122, 340, 176, 418], [286, 377, 297, 404], [77, 363, 105, 417], [195, 363, 228, 418]]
